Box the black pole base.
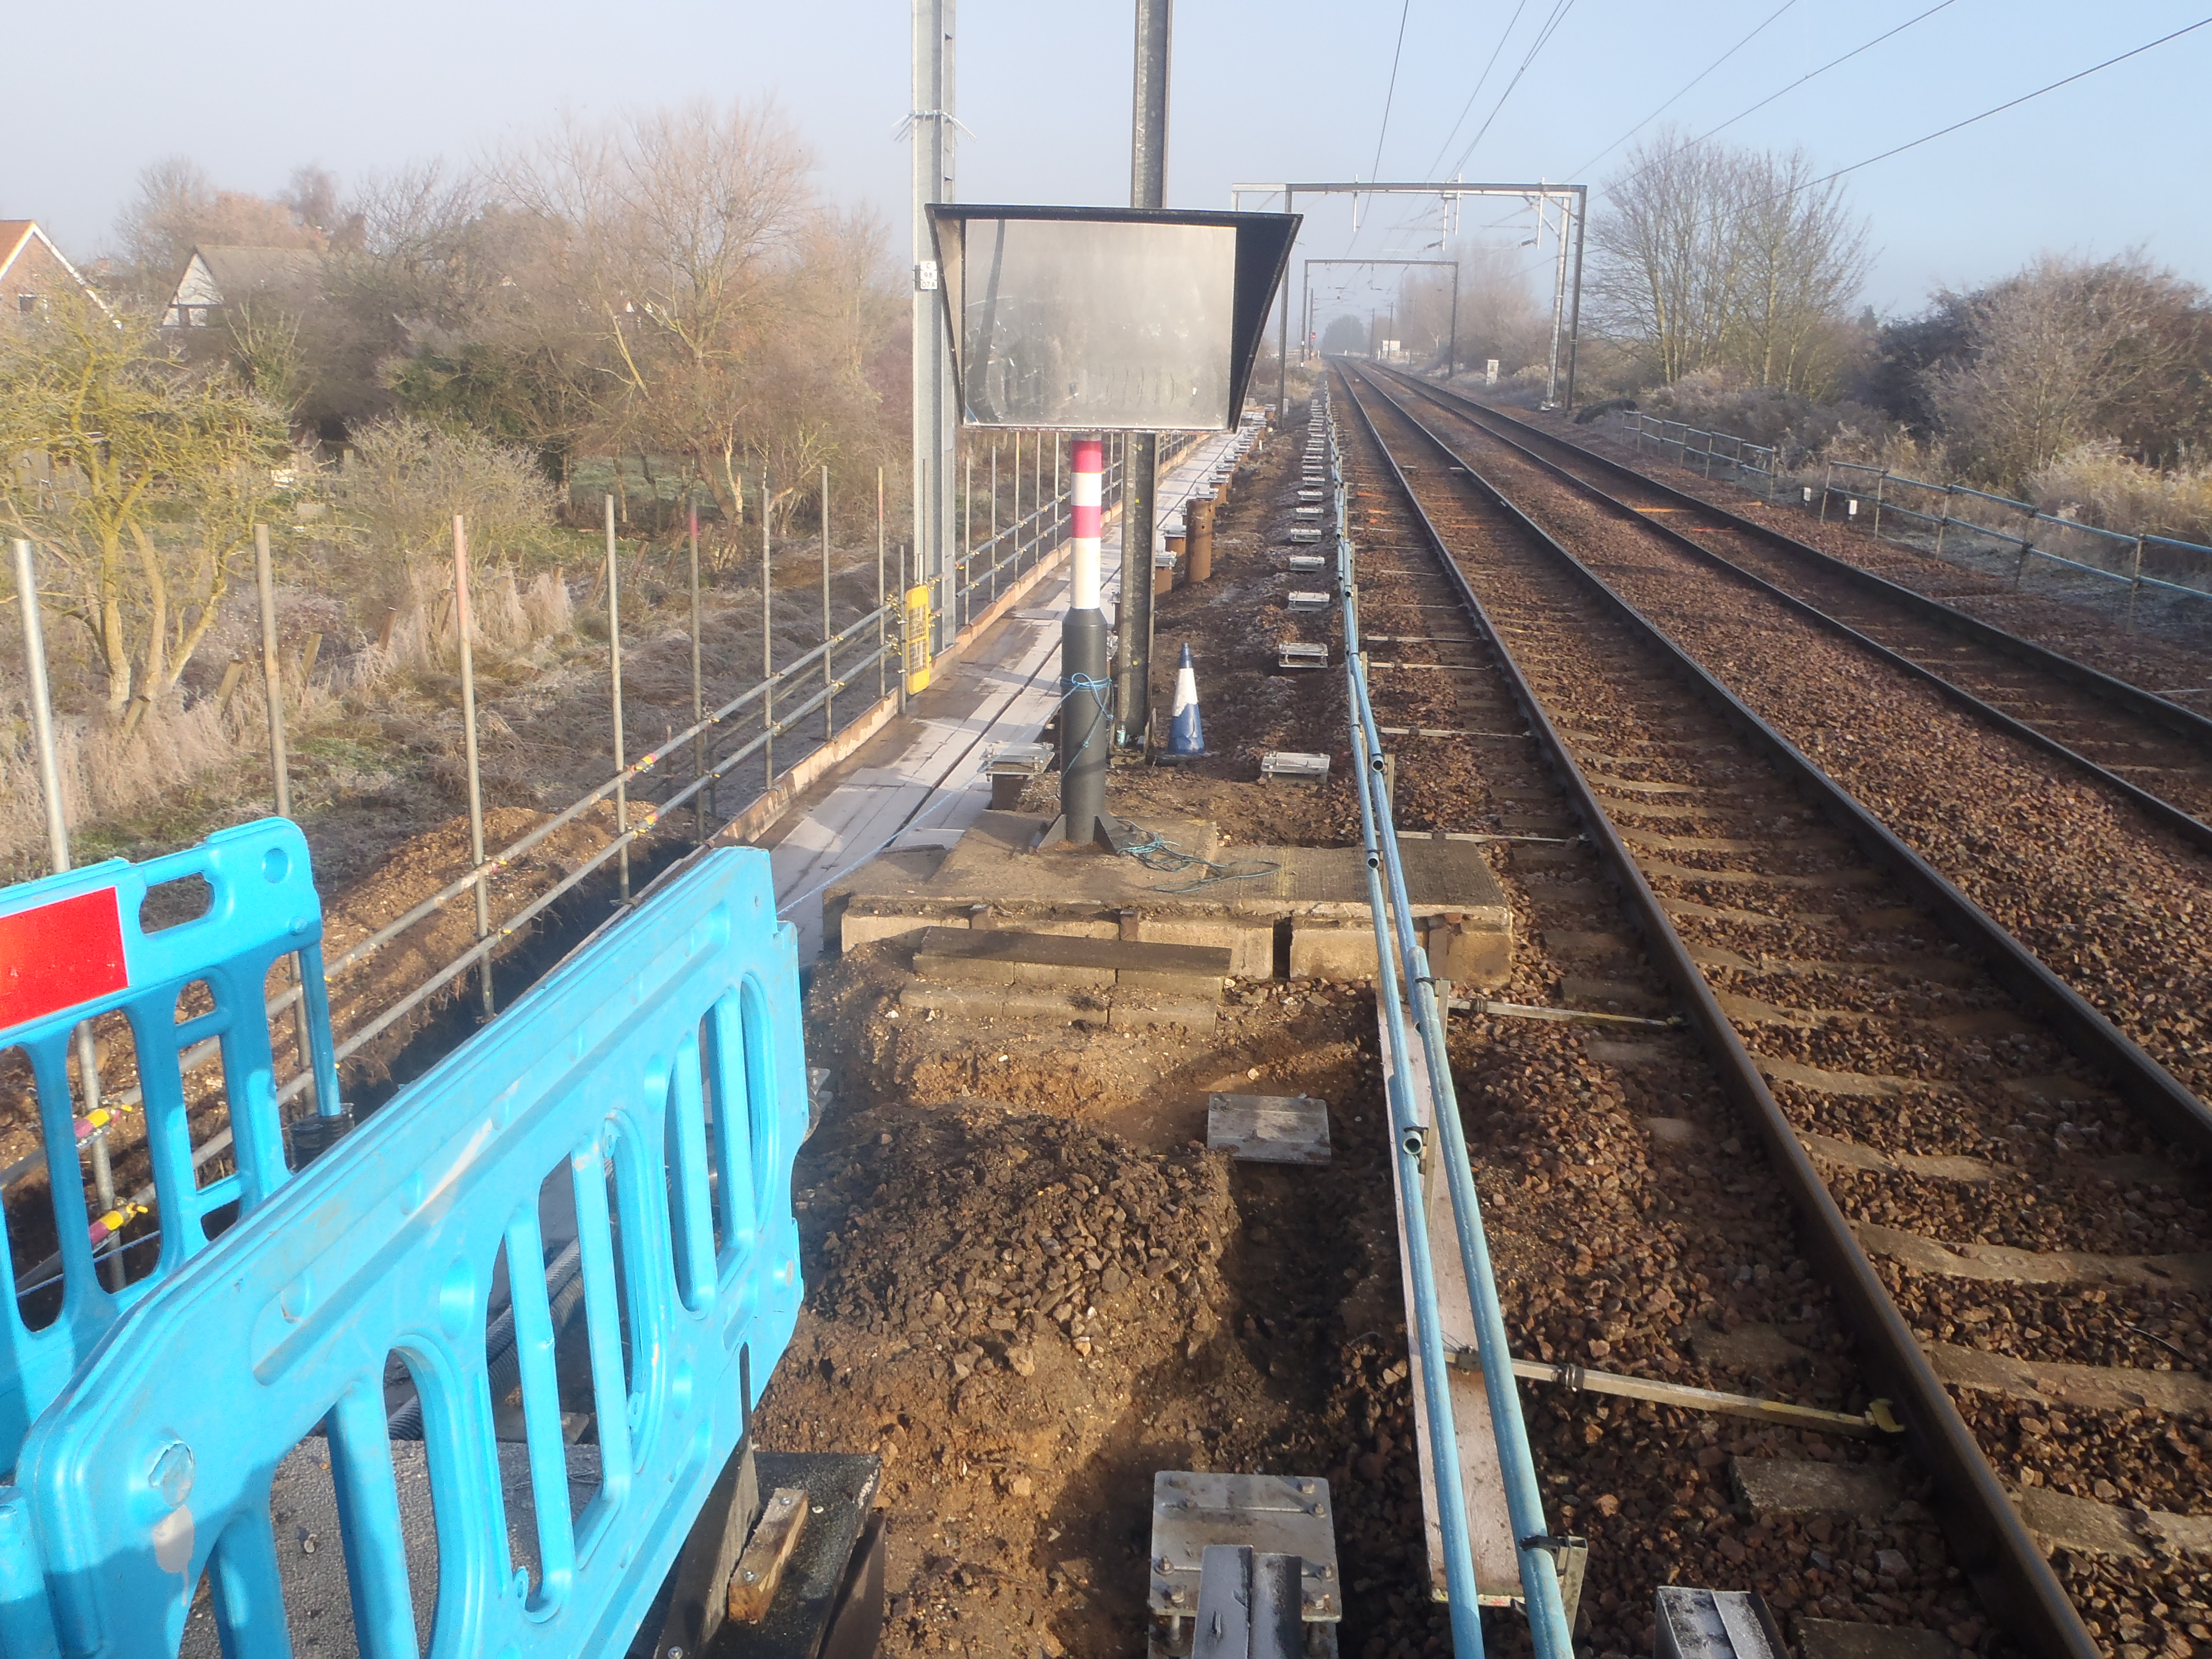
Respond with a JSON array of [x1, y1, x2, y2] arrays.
[[1032, 812, 1134, 854]]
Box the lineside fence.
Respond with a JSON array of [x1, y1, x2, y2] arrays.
[[1624, 411, 2212, 622], [3, 433, 1141, 1304]]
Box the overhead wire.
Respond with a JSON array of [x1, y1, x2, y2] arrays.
[[1570, 0, 1800, 175], [1423, 0, 1531, 176], [1344, 0, 1417, 259], [1589, 0, 1964, 190], [1446, 0, 1580, 176], [1366, 1, 1416, 190], [1753, 13, 2212, 204]]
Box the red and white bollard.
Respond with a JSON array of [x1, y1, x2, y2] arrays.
[[1042, 437, 1117, 849]]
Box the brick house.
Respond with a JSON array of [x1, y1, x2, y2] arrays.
[[0, 221, 103, 321]]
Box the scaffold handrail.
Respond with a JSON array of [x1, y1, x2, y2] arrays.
[[1324, 384, 1574, 1659]]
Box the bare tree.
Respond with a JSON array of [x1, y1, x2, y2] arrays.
[[503, 100, 816, 527], [1396, 243, 1550, 376], [1588, 131, 1869, 396]]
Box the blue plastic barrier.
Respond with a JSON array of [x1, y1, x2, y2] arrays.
[[0, 848, 806, 1658], [0, 818, 340, 1468]]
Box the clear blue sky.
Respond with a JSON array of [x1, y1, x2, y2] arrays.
[[6, 0, 2206, 329]]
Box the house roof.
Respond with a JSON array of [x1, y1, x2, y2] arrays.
[[0, 220, 99, 298], [173, 245, 322, 312]]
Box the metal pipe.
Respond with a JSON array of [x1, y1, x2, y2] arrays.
[[878, 468, 888, 702], [691, 503, 707, 838], [823, 464, 834, 742], [255, 525, 291, 819], [1117, 0, 1169, 747], [453, 516, 493, 1017], [1330, 387, 1572, 1656], [1563, 186, 1587, 410], [605, 496, 629, 902], [912, 0, 958, 662], [762, 471, 774, 789], [1327, 480, 1484, 1648], [13, 540, 69, 870], [13, 538, 123, 1286], [1277, 189, 1294, 420]]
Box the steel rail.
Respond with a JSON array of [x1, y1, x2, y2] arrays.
[[1375, 369, 2212, 858], [1359, 369, 2212, 1149], [1386, 368, 2212, 748], [1336, 363, 2106, 1659]]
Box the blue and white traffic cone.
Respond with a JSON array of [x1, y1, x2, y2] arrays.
[[1167, 643, 1207, 759]]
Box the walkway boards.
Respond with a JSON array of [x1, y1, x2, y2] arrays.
[[765, 431, 1250, 959]]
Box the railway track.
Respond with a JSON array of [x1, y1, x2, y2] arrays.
[[1373, 365, 2212, 850], [1330, 365, 2212, 1659], [1344, 368, 2212, 1130]]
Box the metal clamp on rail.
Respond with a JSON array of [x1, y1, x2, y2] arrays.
[[0, 849, 808, 1659], [0, 818, 340, 1470]]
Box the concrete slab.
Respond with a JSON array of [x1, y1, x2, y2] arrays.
[[1796, 1620, 1956, 1659], [1730, 1457, 1901, 1521], [1207, 1094, 1331, 1164], [828, 811, 1513, 988]]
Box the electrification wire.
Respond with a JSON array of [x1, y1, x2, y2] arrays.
[[1446, 0, 1580, 177], [1423, 0, 1531, 177], [1755, 13, 2212, 203], [1591, 0, 1963, 190], [1367, 1, 1416, 190], [1570, 0, 1800, 176]]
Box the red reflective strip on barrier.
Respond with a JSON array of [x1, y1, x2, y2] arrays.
[[0, 889, 128, 1029]]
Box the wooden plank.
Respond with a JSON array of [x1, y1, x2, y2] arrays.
[[1379, 1001, 1521, 1603], [725, 1486, 809, 1623], [914, 927, 1230, 974]]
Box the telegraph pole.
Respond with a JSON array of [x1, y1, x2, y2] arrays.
[[912, 0, 958, 656], [1113, 0, 1170, 746]]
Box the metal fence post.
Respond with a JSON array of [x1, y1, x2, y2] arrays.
[[963, 451, 973, 632], [13, 538, 124, 1286], [989, 442, 1000, 605], [255, 525, 292, 819], [256, 524, 328, 1129], [452, 516, 493, 1018], [877, 468, 887, 703], [2130, 534, 2145, 630], [762, 472, 774, 789], [822, 464, 834, 742], [1935, 487, 1951, 558], [1872, 470, 1886, 536], [1818, 462, 1833, 524], [604, 495, 629, 903], [690, 503, 708, 837]]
